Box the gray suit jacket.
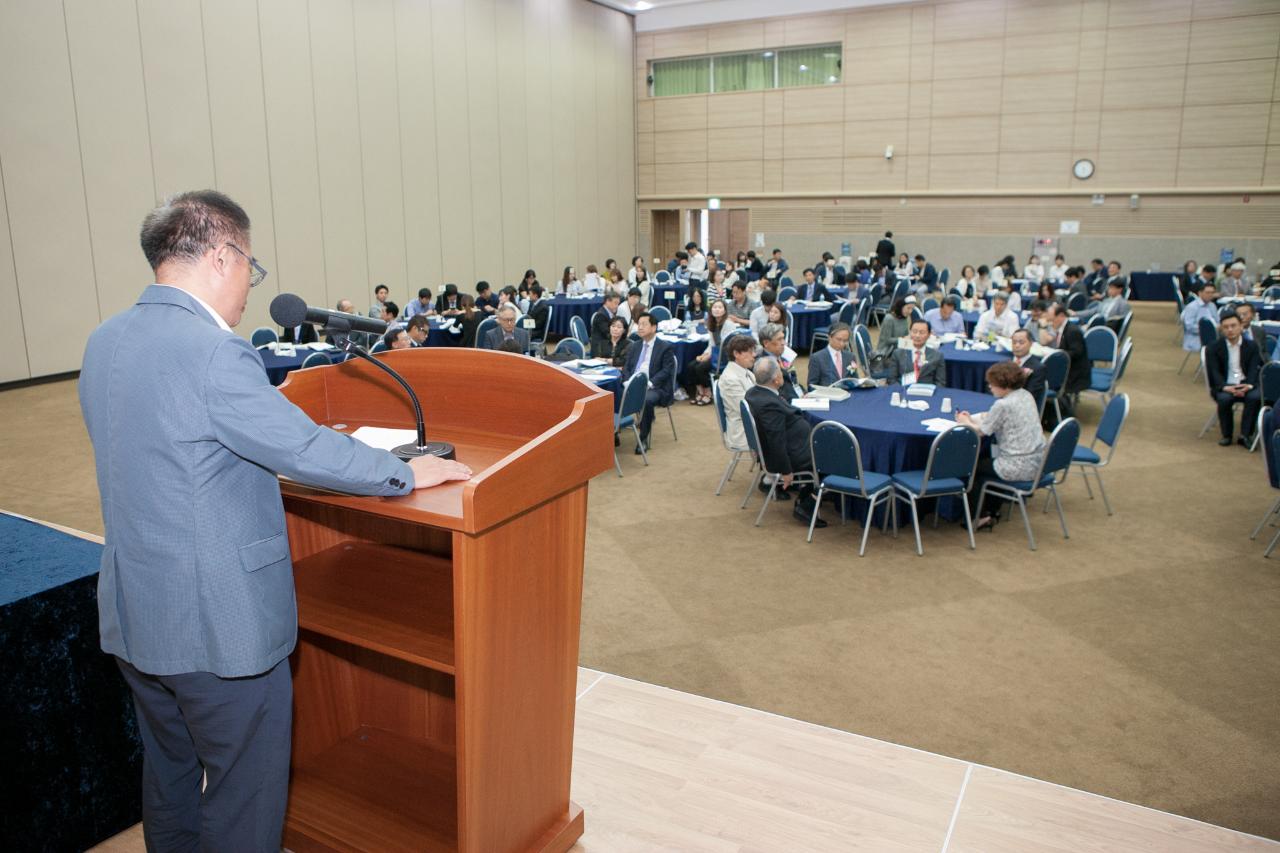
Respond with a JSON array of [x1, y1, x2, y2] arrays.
[[889, 346, 946, 387], [481, 325, 531, 351], [80, 285, 413, 678], [807, 346, 854, 388]]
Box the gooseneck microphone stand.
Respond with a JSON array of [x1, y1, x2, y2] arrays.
[[326, 317, 456, 461]]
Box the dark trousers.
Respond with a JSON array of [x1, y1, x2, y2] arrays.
[[116, 657, 292, 853], [682, 357, 713, 393], [970, 457, 1008, 518], [1217, 388, 1261, 439], [639, 388, 667, 440]]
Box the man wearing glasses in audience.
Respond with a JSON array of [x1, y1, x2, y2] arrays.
[[79, 190, 470, 851]]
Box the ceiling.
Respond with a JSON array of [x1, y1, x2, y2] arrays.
[[592, 0, 919, 33]]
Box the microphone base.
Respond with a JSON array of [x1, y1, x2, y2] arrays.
[[393, 441, 457, 461]]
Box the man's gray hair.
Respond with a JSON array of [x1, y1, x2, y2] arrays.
[[991, 291, 1009, 303], [760, 322, 786, 342], [753, 356, 781, 385], [497, 303, 518, 318]]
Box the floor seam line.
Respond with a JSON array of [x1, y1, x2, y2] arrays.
[[940, 763, 973, 853]]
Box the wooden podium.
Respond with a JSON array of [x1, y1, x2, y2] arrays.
[[274, 348, 614, 852]]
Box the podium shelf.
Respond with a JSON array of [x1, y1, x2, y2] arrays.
[[294, 541, 455, 673], [286, 726, 458, 852]]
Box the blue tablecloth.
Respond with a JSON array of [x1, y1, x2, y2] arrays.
[[939, 342, 1010, 392], [1128, 272, 1178, 302], [548, 296, 603, 337], [801, 385, 994, 521], [257, 347, 341, 385], [565, 365, 622, 409], [789, 303, 839, 351], [651, 284, 687, 313], [657, 335, 709, 375]]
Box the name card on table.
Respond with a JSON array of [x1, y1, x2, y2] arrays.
[[522, 318, 536, 329], [664, 291, 675, 300], [791, 397, 829, 411]]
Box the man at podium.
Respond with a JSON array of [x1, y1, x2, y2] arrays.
[[79, 190, 471, 852]]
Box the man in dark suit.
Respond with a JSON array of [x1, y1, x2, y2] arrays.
[[795, 267, 831, 303], [1206, 312, 1262, 447], [482, 304, 530, 351], [915, 254, 938, 293], [622, 312, 677, 452], [591, 292, 622, 351], [875, 231, 895, 268], [807, 323, 855, 389], [1095, 260, 1128, 300], [435, 283, 463, 316], [526, 284, 550, 342], [745, 356, 827, 527], [1236, 302, 1270, 359], [279, 319, 319, 344], [889, 319, 946, 386], [1047, 303, 1088, 416], [1009, 328, 1046, 404], [1081, 258, 1106, 295]]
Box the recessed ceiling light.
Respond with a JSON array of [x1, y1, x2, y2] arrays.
[[634, 0, 652, 9]]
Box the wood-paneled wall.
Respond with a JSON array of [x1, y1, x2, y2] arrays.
[[0, 0, 635, 382], [635, 0, 1280, 197]]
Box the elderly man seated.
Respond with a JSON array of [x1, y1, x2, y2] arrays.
[[974, 291, 1020, 339], [924, 295, 966, 336], [758, 322, 800, 400], [889, 319, 946, 386], [807, 322, 857, 388], [482, 304, 531, 351], [745, 356, 826, 528], [716, 333, 759, 453]]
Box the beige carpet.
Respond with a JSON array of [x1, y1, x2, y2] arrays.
[[2, 304, 1277, 840]]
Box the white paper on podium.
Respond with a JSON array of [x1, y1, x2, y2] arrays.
[[350, 426, 418, 451]]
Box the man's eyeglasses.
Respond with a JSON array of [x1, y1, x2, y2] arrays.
[[225, 243, 268, 288]]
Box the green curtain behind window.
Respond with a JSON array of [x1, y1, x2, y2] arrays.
[[653, 58, 710, 97], [777, 46, 840, 88], [712, 53, 774, 93]]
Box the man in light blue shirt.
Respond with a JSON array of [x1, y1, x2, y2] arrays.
[[1182, 280, 1220, 352], [404, 287, 434, 319], [924, 296, 966, 335]]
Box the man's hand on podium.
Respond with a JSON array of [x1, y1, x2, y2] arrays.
[[410, 456, 473, 489]]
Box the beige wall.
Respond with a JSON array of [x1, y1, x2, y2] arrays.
[[0, 0, 636, 382], [636, 0, 1280, 196], [633, 0, 1280, 272]]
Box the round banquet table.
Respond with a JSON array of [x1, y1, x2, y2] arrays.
[[655, 333, 709, 375], [548, 295, 603, 337], [938, 342, 1010, 392], [651, 283, 687, 313], [802, 384, 994, 522], [788, 303, 839, 351]]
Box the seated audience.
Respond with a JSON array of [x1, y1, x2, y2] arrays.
[[717, 333, 759, 452], [808, 322, 856, 388], [328, 299, 368, 347], [1218, 261, 1250, 297], [621, 312, 677, 453], [765, 248, 788, 283], [406, 314, 431, 346], [951, 265, 977, 299], [1181, 280, 1219, 354], [889, 319, 946, 386], [592, 315, 631, 366], [725, 280, 757, 330], [483, 304, 530, 351], [795, 268, 830, 303], [1009, 328, 1045, 403], [745, 357, 826, 528], [591, 292, 623, 350], [763, 300, 791, 341], [684, 286, 709, 323], [1026, 300, 1056, 345], [1237, 302, 1270, 356], [1046, 302, 1088, 416], [682, 298, 727, 405], [1095, 261, 1127, 299], [1081, 258, 1105, 293], [557, 266, 579, 295], [749, 289, 777, 337], [1063, 266, 1088, 305], [581, 264, 603, 293], [1206, 312, 1262, 447], [369, 283, 390, 319], [450, 295, 481, 347], [878, 297, 915, 356], [405, 287, 434, 319], [279, 317, 319, 345], [496, 338, 525, 355], [475, 281, 499, 314], [925, 296, 965, 335], [914, 254, 939, 295], [974, 292, 1020, 339], [436, 283, 463, 316], [627, 256, 646, 286], [1035, 282, 1057, 304], [618, 287, 644, 326], [1048, 254, 1068, 282], [383, 327, 411, 350], [957, 361, 1046, 531], [758, 322, 799, 400], [526, 284, 550, 339], [381, 301, 401, 326], [974, 264, 994, 297], [1074, 277, 1130, 330], [1023, 254, 1045, 283]]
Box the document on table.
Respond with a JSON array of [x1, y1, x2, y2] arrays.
[[791, 397, 830, 411], [350, 426, 418, 451], [921, 417, 957, 432]]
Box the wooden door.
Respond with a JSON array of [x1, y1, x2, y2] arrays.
[[728, 209, 750, 258], [708, 210, 729, 256], [651, 210, 679, 267]]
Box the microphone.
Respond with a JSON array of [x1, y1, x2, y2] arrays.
[[269, 292, 455, 462], [269, 292, 387, 336]]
